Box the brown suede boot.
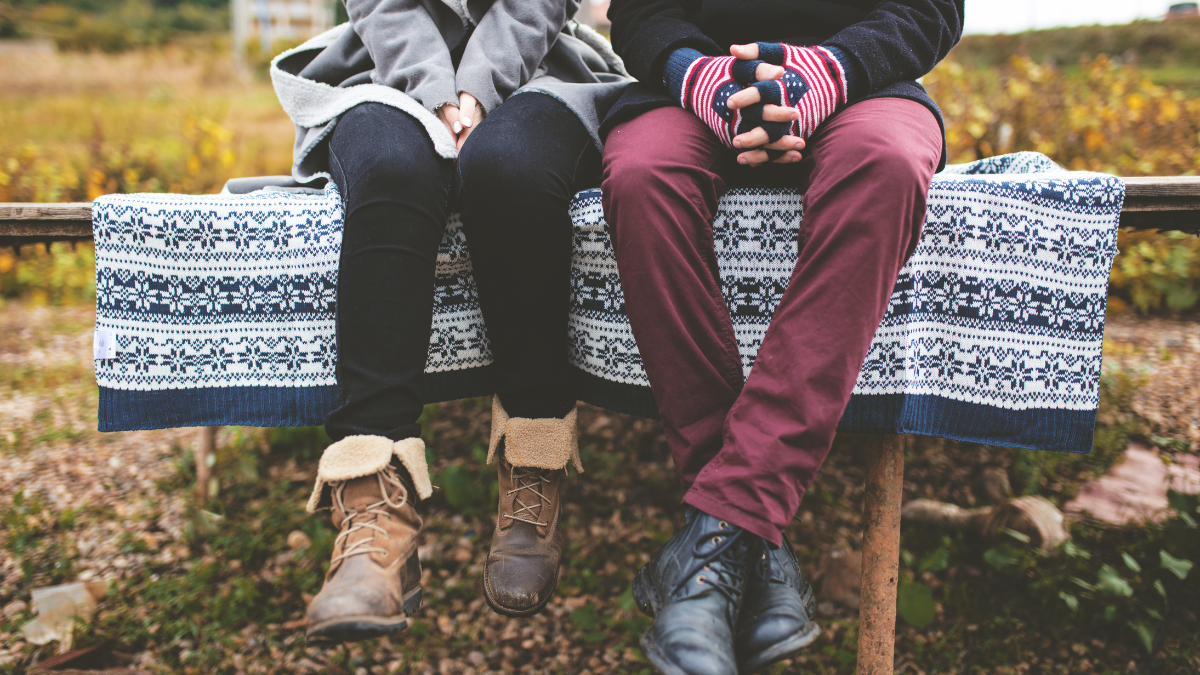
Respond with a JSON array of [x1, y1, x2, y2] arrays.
[[304, 436, 432, 643], [483, 397, 582, 617]]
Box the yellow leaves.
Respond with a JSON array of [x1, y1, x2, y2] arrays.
[[1158, 99, 1180, 124], [0, 253, 15, 275], [1007, 79, 1031, 101], [926, 55, 1200, 177]]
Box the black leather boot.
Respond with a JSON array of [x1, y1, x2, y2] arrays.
[[633, 506, 758, 675], [734, 534, 820, 673]]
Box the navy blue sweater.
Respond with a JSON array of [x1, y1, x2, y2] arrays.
[[602, 0, 965, 169]]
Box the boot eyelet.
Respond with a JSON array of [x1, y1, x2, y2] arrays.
[[712, 536, 722, 545], [719, 521, 728, 529], [696, 575, 706, 584]]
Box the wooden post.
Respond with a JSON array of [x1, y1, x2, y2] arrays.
[[196, 426, 217, 503], [857, 434, 905, 675]]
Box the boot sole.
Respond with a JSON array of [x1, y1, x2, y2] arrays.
[[736, 583, 821, 673], [640, 632, 695, 675], [305, 586, 423, 644], [736, 622, 821, 674], [482, 565, 560, 618], [632, 564, 660, 618]]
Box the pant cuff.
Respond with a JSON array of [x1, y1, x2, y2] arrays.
[[682, 488, 783, 548]]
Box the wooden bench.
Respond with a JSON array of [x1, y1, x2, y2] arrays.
[[3, 175, 1198, 674]]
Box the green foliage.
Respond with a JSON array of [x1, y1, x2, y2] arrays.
[[0, 242, 95, 305], [1109, 230, 1200, 315], [6, 0, 229, 51], [950, 19, 1200, 76], [897, 580, 937, 628]]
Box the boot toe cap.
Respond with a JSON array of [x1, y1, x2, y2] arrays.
[[645, 604, 738, 675], [485, 552, 559, 614]]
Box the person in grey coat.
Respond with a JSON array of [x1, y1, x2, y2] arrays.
[[270, 0, 632, 642]]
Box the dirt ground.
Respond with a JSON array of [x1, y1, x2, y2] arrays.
[[1, 302, 1197, 674]]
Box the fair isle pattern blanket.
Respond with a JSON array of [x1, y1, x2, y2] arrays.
[[94, 152, 1124, 453]]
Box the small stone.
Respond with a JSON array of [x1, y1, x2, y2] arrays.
[[2, 600, 27, 619], [468, 651, 486, 666], [287, 531, 312, 550], [520, 639, 536, 650]]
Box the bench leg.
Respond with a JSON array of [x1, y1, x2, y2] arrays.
[[196, 426, 218, 503], [857, 434, 905, 674]]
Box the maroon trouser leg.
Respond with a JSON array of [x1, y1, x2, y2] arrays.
[[602, 99, 942, 546]]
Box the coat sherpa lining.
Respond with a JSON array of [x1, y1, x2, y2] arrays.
[[306, 436, 432, 512], [487, 397, 582, 472]]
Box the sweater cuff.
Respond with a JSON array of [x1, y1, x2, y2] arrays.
[[823, 45, 868, 101], [663, 48, 705, 106]]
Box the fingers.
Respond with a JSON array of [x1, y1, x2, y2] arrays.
[[762, 104, 800, 123], [737, 148, 803, 167], [729, 43, 760, 60], [730, 59, 785, 84], [733, 127, 805, 150], [727, 86, 760, 110], [456, 124, 474, 151], [438, 104, 461, 137], [457, 92, 483, 131], [756, 62, 785, 81]]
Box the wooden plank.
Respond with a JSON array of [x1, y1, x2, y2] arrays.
[[0, 203, 94, 238], [1122, 175, 1200, 197], [2, 176, 1199, 239]]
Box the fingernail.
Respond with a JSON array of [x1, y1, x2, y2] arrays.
[[452, 122, 462, 133], [462, 118, 473, 128], [733, 139, 742, 148]]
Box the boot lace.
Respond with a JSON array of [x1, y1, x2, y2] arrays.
[[330, 467, 409, 565], [673, 522, 753, 605], [502, 465, 555, 527]]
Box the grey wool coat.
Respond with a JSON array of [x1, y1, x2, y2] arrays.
[[270, 0, 633, 183]]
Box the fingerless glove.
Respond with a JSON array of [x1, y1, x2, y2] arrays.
[[664, 48, 792, 148], [751, 43, 851, 139]]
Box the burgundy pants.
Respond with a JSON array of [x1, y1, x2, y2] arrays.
[[601, 99, 942, 546]]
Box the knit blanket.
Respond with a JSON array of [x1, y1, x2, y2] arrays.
[[94, 152, 1124, 453]]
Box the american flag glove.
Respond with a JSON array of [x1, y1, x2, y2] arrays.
[[678, 55, 794, 149], [752, 42, 850, 140]]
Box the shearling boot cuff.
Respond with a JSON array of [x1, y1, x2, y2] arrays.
[[487, 397, 583, 473], [306, 436, 432, 512]]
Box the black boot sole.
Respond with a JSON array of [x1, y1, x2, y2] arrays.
[[305, 586, 422, 644], [482, 564, 560, 618]]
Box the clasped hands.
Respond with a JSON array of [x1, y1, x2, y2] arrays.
[[725, 43, 806, 167], [682, 42, 848, 167], [437, 92, 486, 151]]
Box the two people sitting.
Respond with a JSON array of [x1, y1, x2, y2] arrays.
[[275, 0, 963, 672]]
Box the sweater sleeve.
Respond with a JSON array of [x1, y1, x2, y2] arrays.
[[608, 0, 720, 87], [347, 0, 459, 112], [454, 0, 579, 116], [823, 0, 964, 95]]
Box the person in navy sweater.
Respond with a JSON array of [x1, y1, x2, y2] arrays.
[[600, 1, 964, 673]]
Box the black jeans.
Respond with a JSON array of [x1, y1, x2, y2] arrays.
[[324, 94, 598, 443]]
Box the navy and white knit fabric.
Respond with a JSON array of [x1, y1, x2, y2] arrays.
[[94, 152, 1124, 453]]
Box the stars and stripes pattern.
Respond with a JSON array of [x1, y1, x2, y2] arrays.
[[777, 44, 848, 139], [680, 55, 744, 147]]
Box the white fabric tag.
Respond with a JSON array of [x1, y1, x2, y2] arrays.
[[93, 329, 117, 360]]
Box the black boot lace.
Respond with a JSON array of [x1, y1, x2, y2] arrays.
[[672, 521, 755, 605]]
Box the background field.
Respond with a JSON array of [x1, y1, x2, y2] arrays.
[[0, 14, 1199, 675]]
